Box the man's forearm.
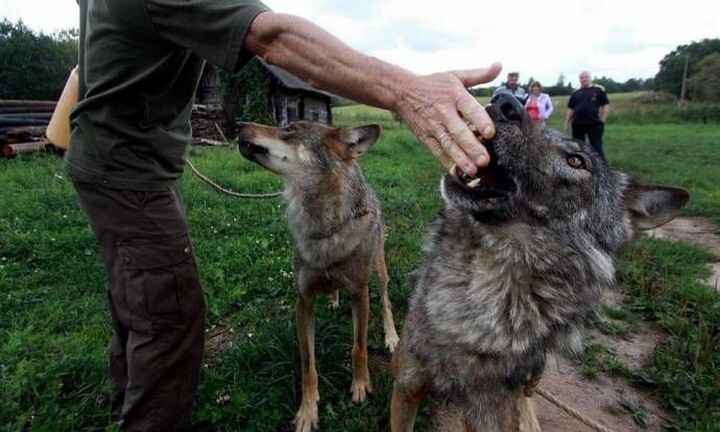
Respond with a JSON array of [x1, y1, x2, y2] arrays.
[[242, 10, 503, 175], [564, 109, 574, 131], [600, 105, 609, 123], [243, 12, 413, 112]]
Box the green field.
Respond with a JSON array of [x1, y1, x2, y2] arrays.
[[1, 93, 718, 431]]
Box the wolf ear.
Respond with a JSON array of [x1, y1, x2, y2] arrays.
[[340, 124, 381, 159], [625, 179, 689, 231]]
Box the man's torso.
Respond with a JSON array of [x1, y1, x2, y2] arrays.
[[65, 0, 268, 190]]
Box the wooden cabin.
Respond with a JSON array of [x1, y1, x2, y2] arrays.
[[195, 59, 334, 128], [259, 59, 333, 126]]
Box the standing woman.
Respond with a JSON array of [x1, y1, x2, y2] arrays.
[[524, 81, 554, 126]]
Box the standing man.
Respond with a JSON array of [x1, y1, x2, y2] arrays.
[[492, 71, 527, 104], [66, 0, 502, 430], [564, 71, 610, 159]]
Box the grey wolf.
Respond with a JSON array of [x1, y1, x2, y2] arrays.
[[391, 93, 689, 431], [237, 121, 399, 432]]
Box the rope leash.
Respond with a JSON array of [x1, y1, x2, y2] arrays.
[[186, 159, 282, 199], [536, 387, 617, 432]]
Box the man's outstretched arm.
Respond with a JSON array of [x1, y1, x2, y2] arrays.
[[243, 12, 502, 175]]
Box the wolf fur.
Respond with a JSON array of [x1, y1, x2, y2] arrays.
[[237, 121, 399, 432], [390, 93, 689, 432]]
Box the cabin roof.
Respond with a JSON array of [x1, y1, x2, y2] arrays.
[[258, 59, 335, 99]]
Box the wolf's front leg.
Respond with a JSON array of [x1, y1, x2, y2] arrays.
[[294, 293, 319, 432], [390, 379, 429, 432], [375, 249, 399, 352], [349, 288, 372, 403]]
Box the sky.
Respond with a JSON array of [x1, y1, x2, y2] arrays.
[[2, 0, 719, 88]]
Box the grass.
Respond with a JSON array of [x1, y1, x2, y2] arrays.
[[1, 92, 719, 431]]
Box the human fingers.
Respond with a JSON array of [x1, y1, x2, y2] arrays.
[[424, 132, 456, 172], [454, 93, 496, 169], [435, 104, 489, 172], [450, 62, 503, 89]]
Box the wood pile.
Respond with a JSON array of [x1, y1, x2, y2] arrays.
[[1, 100, 58, 158], [191, 104, 230, 144], [1, 101, 232, 157]]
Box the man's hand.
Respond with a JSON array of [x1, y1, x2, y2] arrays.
[[393, 63, 502, 176]]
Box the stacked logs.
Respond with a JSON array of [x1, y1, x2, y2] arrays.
[[1, 101, 231, 158], [1, 100, 57, 158], [191, 104, 229, 144]]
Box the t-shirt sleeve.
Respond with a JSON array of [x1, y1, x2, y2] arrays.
[[144, 0, 271, 73], [599, 90, 610, 106], [567, 93, 576, 109]]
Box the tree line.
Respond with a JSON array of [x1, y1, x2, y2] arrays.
[[472, 38, 720, 102], [1, 19, 719, 103], [472, 74, 654, 98], [0, 20, 78, 101]]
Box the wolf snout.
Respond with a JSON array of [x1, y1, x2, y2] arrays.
[[236, 121, 251, 139], [487, 93, 525, 123]]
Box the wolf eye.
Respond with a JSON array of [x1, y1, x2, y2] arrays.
[[567, 155, 586, 169]]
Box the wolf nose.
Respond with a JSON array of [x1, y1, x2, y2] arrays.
[[487, 93, 525, 123], [235, 121, 248, 135]]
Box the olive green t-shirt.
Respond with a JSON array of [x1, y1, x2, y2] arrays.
[[64, 0, 269, 191]]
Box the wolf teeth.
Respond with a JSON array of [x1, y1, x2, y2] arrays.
[[449, 163, 459, 177], [449, 163, 481, 187], [467, 178, 482, 188]]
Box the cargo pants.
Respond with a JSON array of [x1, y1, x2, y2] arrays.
[[73, 181, 206, 431]]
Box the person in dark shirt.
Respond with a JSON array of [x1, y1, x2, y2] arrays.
[[492, 71, 527, 105], [564, 70, 610, 159], [67, 1, 502, 430]]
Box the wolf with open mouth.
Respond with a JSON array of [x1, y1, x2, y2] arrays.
[[390, 93, 689, 431]]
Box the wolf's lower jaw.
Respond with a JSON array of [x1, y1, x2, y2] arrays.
[[450, 163, 480, 188]]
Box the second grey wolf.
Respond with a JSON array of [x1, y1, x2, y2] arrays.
[[237, 121, 399, 432], [391, 93, 689, 431]]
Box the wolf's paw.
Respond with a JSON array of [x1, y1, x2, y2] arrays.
[[385, 329, 400, 352], [328, 290, 340, 310], [350, 378, 373, 404], [293, 401, 319, 432]]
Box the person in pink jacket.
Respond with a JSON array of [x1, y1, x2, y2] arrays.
[[524, 81, 554, 126]]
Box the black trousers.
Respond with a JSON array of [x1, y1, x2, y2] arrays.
[[572, 122, 605, 160], [73, 181, 206, 431]]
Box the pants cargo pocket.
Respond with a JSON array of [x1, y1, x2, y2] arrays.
[[118, 233, 203, 333]]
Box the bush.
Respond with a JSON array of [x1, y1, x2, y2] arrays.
[[611, 102, 720, 124]]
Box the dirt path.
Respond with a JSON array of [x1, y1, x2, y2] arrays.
[[648, 216, 720, 290], [535, 293, 667, 431], [534, 216, 720, 431]]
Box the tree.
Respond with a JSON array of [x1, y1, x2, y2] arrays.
[[220, 58, 274, 128], [0, 19, 78, 100], [594, 76, 622, 93], [653, 38, 720, 99], [623, 78, 646, 92], [687, 53, 720, 102]]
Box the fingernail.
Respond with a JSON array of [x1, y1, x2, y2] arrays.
[[475, 154, 488, 167], [464, 162, 478, 176], [482, 125, 494, 138]]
